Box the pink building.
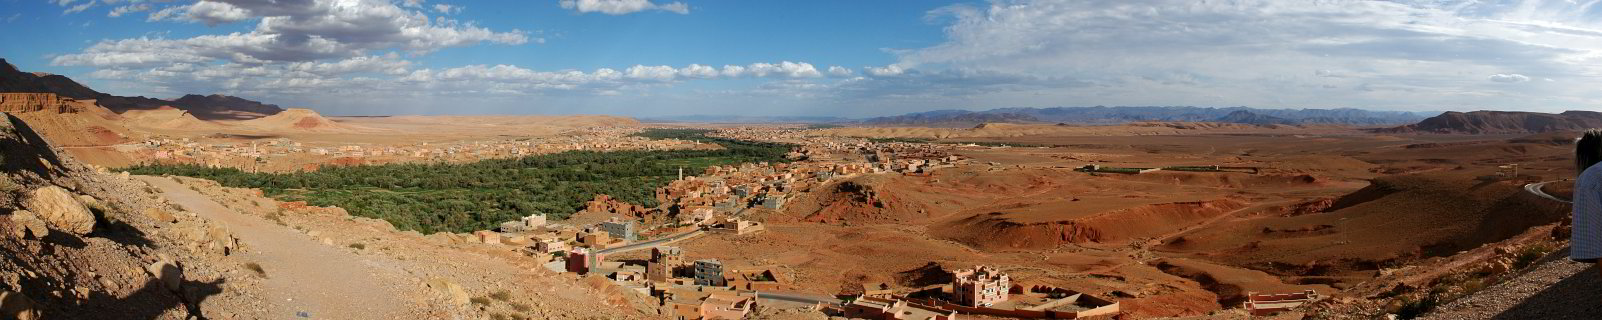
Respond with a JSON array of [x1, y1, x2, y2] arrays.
[[952, 266, 1010, 307]]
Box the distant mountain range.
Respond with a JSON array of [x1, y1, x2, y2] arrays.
[[862, 110, 1039, 126], [862, 106, 1433, 126], [1, 58, 283, 119], [1374, 110, 1602, 134]]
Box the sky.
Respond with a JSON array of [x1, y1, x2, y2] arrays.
[[2, 0, 1601, 117]]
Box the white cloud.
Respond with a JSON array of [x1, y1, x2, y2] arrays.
[[107, 4, 151, 18], [178, 1, 252, 25], [826, 66, 854, 77], [847, 0, 1602, 110], [865, 65, 903, 77], [719, 65, 746, 77], [678, 64, 719, 79], [5, 13, 20, 23], [625, 65, 679, 81], [63, 0, 98, 14], [63, 0, 527, 67], [433, 4, 461, 14], [558, 0, 689, 15], [1489, 73, 1532, 83]]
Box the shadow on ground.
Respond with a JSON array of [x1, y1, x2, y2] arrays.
[[1493, 264, 1602, 319]]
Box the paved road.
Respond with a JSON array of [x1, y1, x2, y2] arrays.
[[1525, 181, 1573, 204], [597, 229, 705, 255], [138, 176, 420, 319], [588, 229, 706, 272], [755, 291, 840, 305]]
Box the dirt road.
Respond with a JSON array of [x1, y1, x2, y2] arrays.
[[138, 176, 423, 319]]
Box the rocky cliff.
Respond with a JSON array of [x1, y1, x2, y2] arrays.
[[0, 93, 85, 114]]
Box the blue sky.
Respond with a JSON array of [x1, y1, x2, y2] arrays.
[[3, 0, 1601, 117]]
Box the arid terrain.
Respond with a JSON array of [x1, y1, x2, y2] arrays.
[[0, 53, 1592, 320], [4, 90, 1590, 318]]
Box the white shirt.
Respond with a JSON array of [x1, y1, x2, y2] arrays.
[[1573, 163, 1602, 261]]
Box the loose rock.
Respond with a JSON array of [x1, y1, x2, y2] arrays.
[[8, 210, 48, 239], [0, 290, 38, 320], [23, 186, 96, 235], [146, 260, 183, 293], [425, 278, 470, 306]]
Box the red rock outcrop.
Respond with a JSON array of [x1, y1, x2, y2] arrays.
[[0, 93, 82, 113]]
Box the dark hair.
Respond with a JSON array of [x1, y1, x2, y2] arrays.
[[1580, 129, 1602, 174]]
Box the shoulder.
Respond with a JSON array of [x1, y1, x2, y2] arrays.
[[1584, 165, 1602, 191], [1585, 165, 1602, 185]]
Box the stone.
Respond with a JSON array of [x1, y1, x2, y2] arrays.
[[9, 210, 48, 239], [207, 226, 237, 255], [77, 195, 101, 209], [146, 260, 183, 293], [425, 278, 470, 306], [0, 290, 38, 320], [22, 186, 96, 235], [144, 208, 178, 224]]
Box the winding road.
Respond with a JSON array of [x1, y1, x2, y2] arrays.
[[1525, 180, 1573, 204]]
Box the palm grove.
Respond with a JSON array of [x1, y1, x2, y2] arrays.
[[124, 129, 793, 233]]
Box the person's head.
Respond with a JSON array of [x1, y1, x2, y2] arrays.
[[1580, 129, 1602, 174]]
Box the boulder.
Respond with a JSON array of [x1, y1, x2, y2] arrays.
[[0, 290, 38, 320], [22, 186, 96, 235], [8, 210, 48, 239], [425, 278, 470, 306], [206, 226, 238, 255], [77, 195, 101, 209], [143, 208, 178, 224], [145, 260, 183, 293]]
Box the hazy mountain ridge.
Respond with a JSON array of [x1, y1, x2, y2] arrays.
[[1, 58, 284, 118], [866, 106, 1432, 126], [862, 110, 1040, 126], [1376, 110, 1602, 134]]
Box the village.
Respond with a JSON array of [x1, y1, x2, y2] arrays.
[[411, 127, 1159, 319]]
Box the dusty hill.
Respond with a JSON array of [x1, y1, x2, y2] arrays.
[[235, 108, 371, 133], [122, 107, 228, 130], [1, 58, 283, 119], [1378, 110, 1602, 134], [1155, 172, 1569, 276]]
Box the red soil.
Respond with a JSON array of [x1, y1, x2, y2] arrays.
[[934, 198, 1248, 249]]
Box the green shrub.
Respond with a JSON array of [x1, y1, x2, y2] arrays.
[[120, 129, 793, 234]]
